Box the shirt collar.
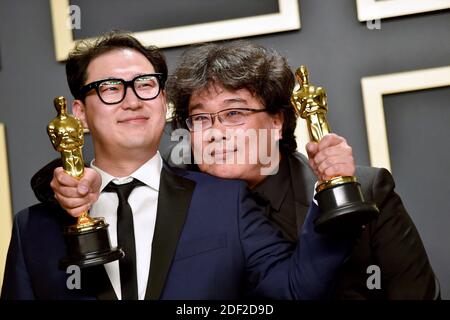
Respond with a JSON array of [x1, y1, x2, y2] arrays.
[[252, 154, 290, 212], [91, 151, 163, 192]]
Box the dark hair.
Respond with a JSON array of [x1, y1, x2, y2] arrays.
[[66, 31, 168, 100], [167, 40, 298, 154]]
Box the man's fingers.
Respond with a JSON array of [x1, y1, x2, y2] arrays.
[[314, 144, 353, 165], [57, 185, 83, 198], [77, 168, 102, 196], [308, 158, 319, 176], [65, 205, 91, 218], [307, 134, 356, 181], [317, 133, 346, 151], [77, 182, 89, 195], [54, 167, 79, 187], [52, 167, 101, 220], [306, 142, 319, 159], [317, 155, 355, 178], [321, 163, 356, 181], [54, 193, 92, 211]]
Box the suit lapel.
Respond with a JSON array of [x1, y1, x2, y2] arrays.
[[288, 153, 315, 232], [144, 166, 196, 300]]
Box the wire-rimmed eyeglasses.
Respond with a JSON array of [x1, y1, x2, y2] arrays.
[[186, 107, 267, 131]]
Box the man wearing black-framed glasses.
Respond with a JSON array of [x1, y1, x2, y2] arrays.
[[80, 73, 166, 105], [3, 31, 356, 300]]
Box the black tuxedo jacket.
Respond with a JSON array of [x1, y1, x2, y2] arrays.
[[259, 152, 439, 299]]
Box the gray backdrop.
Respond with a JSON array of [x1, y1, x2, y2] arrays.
[[0, 0, 449, 298]]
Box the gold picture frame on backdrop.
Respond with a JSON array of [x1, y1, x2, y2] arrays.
[[356, 0, 450, 21], [50, 0, 301, 61], [361, 66, 450, 171], [0, 123, 12, 291]]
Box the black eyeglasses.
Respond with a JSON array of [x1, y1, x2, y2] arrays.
[[186, 107, 267, 131], [79, 73, 167, 105]]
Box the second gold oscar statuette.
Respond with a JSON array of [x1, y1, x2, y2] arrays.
[[291, 66, 379, 234]]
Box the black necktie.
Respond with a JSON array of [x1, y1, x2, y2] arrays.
[[104, 178, 145, 300]]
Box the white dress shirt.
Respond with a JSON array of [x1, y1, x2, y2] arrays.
[[90, 152, 162, 300]]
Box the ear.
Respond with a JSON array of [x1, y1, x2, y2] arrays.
[[72, 99, 89, 129], [160, 90, 170, 119], [161, 89, 167, 108], [271, 112, 284, 140]]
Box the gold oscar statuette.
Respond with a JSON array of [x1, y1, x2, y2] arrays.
[[47, 96, 123, 268], [291, 66, 379, 234]]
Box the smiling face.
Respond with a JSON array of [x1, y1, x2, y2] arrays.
[[189, 83, 283, 187], [73, 48, 167, 166]]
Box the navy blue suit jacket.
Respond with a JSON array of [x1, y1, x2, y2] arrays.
[[2, 165, 350, 300]]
